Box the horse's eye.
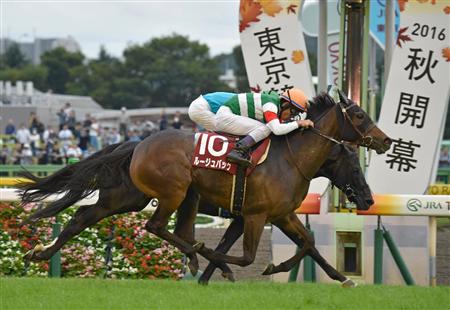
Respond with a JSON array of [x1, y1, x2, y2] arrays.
[[356, 112, 364, 119]]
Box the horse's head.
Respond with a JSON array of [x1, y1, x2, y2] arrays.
[[337, 90, 392, 154], [318, 144, 374, 210]]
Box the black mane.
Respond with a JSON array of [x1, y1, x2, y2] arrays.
[[307, 92, 336, 121]]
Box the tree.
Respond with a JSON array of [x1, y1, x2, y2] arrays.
[[232, 45, 249, 92], [121, 34, 230, 107], [41, 48, 84, 93], [0, 65, 48, 90], [66, 47, 127, 109], [2, 43, 28, 68]]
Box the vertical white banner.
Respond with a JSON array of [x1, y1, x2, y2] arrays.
[[239, 0, 327, 194], [239, 0, 315, 97], [368, 1, 450, 194]]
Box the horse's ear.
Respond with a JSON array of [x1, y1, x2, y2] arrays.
[[337, 89, 349, 104]]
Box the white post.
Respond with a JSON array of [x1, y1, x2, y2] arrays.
[[384, 0, 395, 82], [318, 0, 328, 93]]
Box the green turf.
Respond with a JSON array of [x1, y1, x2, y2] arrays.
[[1, 277, 449, 310]]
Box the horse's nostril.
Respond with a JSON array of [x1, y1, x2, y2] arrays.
[[384, 138, 392, 146]]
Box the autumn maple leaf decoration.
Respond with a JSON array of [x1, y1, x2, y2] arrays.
[[398, 0, 408, 12], [291, 50, 305, 64], [442, 48, 450, 62], [287, 4, 298, 14], [250, 84, 262, 93], [444, 6, 450, 14], [397, 27, 413, 47], [239, 0, 263, 32], [260, 0, 283, 17]]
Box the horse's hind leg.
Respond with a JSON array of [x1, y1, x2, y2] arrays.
[[145, 192, 203, 256], [173, 187, 201, 276], [25, 202, 116, 261]]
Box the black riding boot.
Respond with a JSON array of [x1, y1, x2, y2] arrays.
[[227, 136, 256, 167]]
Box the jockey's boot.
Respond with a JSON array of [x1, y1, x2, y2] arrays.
[[227, 136, 256, 167]]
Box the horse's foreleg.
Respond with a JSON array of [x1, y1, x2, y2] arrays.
[[198, 216, 244, 284], [265, 213, 353, 286], [262, 212, 312, 275], [307, 247, 355, 286], [199, 213, 266, 267]]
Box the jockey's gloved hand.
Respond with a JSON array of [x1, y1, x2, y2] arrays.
[[297, 119, 314, 128]]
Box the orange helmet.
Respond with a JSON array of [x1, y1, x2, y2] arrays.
[[280, 88, 308, 112]]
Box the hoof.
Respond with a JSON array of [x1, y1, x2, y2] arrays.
[[193, 242, 204, 251], [23, 249, 35, 261], [188, 260, 199, 277], [262, 263, 275, 275], [198, 277, 209, 286], [23, 243, 44, 262], [34, 243, 45, 252], [222, 272, 235, 282], [342, 278, 357, 288]]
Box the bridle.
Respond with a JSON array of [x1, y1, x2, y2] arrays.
[[284, 95, 376, 182], [306, 99, 376, 148], [338, 101, 376, 148]]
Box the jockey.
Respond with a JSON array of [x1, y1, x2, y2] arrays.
[[216, 88, 314, 167], [188, 92, 235, 131]]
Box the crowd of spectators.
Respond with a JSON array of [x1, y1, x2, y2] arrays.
[[1, 104, 185, 166]]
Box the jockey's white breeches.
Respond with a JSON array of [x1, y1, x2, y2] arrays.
[[188, 95, 216, 131], [215, 106, 271, 142]]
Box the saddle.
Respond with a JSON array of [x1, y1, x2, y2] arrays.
[[192, 132, 271, 215]]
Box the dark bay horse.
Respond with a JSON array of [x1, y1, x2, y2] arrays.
[[128, 92, 391, 275], [19, 141, 370, 280]]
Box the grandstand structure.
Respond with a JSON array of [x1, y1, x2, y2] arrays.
[[0, 81, 103, 128]]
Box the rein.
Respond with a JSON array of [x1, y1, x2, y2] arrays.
[[285, 102, 343, 181], [309, 127, 342, 145], [304, 100, 375, 147], [285, 134, 312, 182]]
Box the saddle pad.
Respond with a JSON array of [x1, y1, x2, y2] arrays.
[[192, 132, 270, 176]]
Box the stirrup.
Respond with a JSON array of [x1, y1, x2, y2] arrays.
[[227, 150, 252, 167]]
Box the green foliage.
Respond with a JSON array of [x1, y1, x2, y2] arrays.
[[40, 47, 84, 93], [0, 65, 48, 90], [120, 34, 230, 108], [1, 35, 238, 109], [232, 45, 249, 92], [67, 35, 231, 109], [0, 202, 183, 279], [1, 43, 28, 68]]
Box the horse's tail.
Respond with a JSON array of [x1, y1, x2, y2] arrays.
[[18, 142, 137, 224]]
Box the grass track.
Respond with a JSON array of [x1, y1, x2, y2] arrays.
[[1, 277, 449, 310]]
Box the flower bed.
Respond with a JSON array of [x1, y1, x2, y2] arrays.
[[0, 202, 183, 279]]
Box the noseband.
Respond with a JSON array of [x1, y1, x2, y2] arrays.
[[344, 184, 357, 202]]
